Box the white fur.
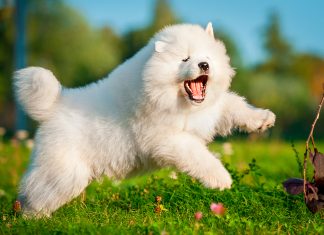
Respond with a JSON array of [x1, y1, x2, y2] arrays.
[[14, 23, 275, 217], [14, 67, 61, 122]]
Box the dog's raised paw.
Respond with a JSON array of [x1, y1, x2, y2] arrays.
[[246, 109, 276, 133], [258, 110, 276, 132]]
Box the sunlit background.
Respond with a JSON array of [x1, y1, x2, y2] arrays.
[[1, 0, 324, 139]]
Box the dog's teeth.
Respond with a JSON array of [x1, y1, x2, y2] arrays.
[[194, 82, 198, 92], [186, 82, 192, 92]]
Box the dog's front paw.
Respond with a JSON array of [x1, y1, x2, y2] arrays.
[[257, 109, 276, 132], [245, 109, 276, 133], [203, 168, 232, 190]]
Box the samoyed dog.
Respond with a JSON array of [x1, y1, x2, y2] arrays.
[[14, 23, 275, 217]]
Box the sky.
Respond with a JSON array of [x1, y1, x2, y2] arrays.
[[66, 0, 324, 65]]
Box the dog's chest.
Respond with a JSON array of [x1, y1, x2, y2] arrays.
[[184, 107, 222, 142]]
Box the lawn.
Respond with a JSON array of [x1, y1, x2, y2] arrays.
[[0, 138, 323, 234]]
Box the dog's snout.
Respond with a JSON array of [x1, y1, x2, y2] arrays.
[[198, 62, 209, 72]]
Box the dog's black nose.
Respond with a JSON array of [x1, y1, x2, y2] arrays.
[[198, 62, 209, 72]]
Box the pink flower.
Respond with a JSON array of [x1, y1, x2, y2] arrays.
[[194, 211, 203, 220], [210, 202, 226, 216]]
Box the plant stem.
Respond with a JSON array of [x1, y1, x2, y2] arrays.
[[303, 86, 324, 200]]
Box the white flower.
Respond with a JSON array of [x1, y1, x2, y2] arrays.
[[169, 171, 178, 180], [26, 139, 34, 149], [222, 142, 233, 155], [16, 130, 29, 140], [0, 189, 5, 197]]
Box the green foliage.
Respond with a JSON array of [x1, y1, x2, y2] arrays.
[[1, 140, 324, 234], [259, 12, 293, 75], [27, 0, 122, 87], [0, 0, 122, 101], [240, 72, 316, 138], [0, 0, 323, 138], [233, 12, 323, 138], [0, 7, 15, 105], [291, 142, 304, 178]]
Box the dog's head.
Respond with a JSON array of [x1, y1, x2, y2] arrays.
[[143, 23, 235, 110]]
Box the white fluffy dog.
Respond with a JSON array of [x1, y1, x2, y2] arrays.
[[14, 23, 275, 217]]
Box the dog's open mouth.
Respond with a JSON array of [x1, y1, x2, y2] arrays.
[[184, 75, 208, 103]]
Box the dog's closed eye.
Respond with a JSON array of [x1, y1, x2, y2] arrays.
[[182, 56, 190, 62]]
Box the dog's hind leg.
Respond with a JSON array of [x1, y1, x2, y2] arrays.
[[152, 133, 232, 190], [18, 150, 91, 217]]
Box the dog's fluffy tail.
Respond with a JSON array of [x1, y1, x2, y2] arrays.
[[13, 67, 62, 122]]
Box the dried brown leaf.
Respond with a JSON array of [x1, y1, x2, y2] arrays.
[[310, 149, 324, 186], [306, 197, 324, 213], [283, 178, 304, 195]]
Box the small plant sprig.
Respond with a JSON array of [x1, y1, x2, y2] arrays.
[[283, 84, 324, 213]]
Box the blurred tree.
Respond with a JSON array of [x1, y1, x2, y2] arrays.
[[122, 0, 243, 71], [152, 0, 178, 29], [292, 53, 324, 99], [0, 0, 123, 131], [258, 12, 324, 101], [243, 73, 315, 138], [0, 4, 15, 128], [249, 12, 321, 138], [1, 1, 322, 138], [256, 12, 293, 75], [27, 0, 122, 87], [14, 0, 28, 131], [0, 4, 14, 105], [122, 0, 179, 59]]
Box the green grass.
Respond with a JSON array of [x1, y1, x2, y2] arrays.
[[0, 139, 324, 234]]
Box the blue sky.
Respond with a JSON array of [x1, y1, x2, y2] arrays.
[[66, 0, 324, 65]]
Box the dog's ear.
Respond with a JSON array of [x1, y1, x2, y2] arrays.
[[205, 22, 214, 38], [155, 41, 167, 53]]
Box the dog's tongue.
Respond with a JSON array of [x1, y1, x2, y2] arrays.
[[190, 81, 203, 100]]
